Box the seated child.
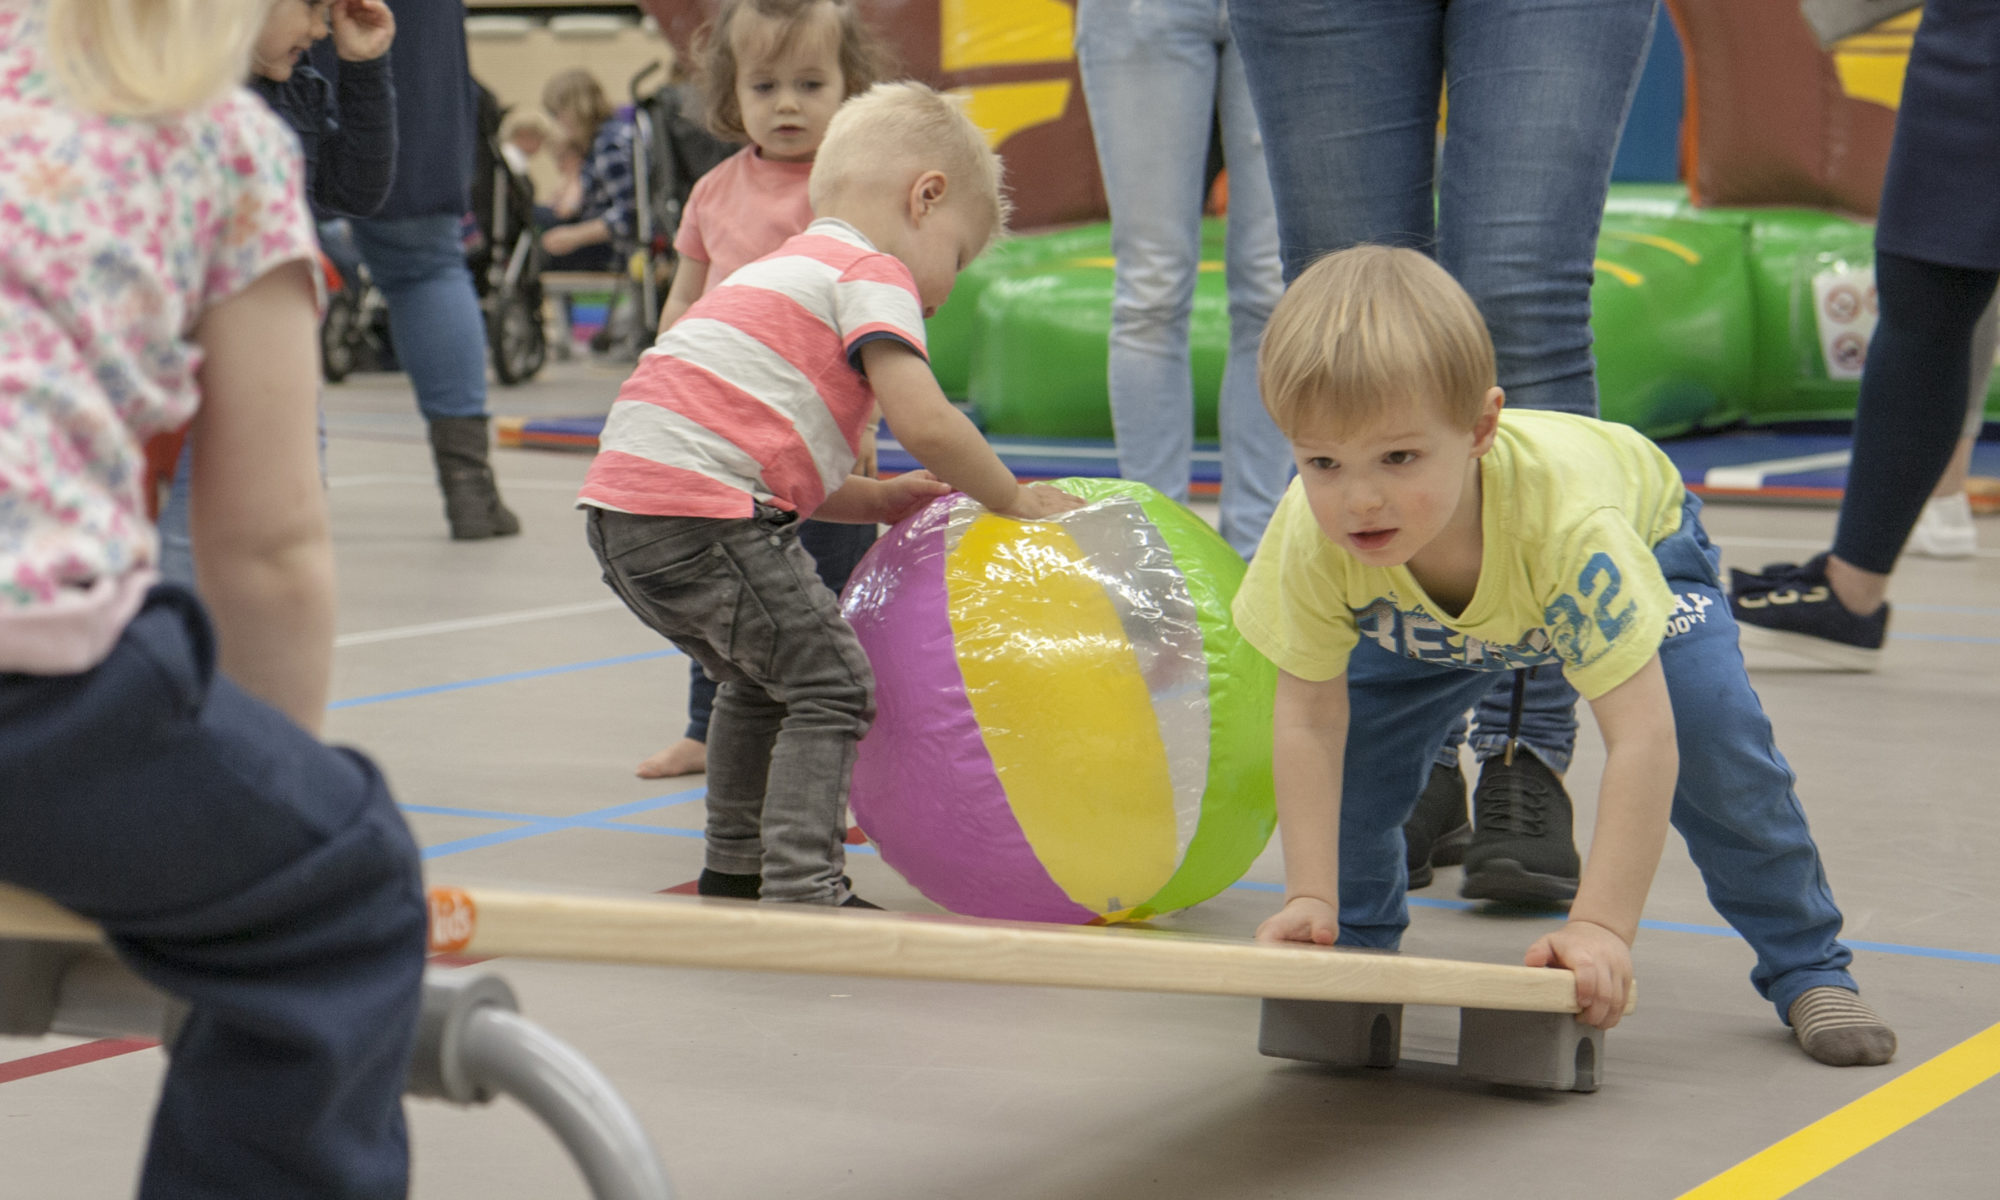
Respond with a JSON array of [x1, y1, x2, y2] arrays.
[[579, 81, 1084, 906], [1234, 245, 1895, 1065]]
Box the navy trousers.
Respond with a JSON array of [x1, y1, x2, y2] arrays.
[[0, 586, 427, 1199]]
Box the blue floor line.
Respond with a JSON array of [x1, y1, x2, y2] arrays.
[[331, 649, 678, 710], [408, 799, 1993, 966]]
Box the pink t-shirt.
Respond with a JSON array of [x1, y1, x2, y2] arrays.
[[580, 219, 926, 521], [672, 145, 814, 293], [0, 3, 319, 674]]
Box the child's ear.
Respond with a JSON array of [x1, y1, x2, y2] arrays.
[[908, 170, 948, 221], [1470, 386, 1504, 456]]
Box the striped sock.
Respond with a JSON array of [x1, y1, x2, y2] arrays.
[[1788, 986, 1896, 1067]]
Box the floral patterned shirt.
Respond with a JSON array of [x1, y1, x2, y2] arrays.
[[0, 1, 317, 673]]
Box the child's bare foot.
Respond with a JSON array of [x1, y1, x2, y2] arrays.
[[636, 737, 706, 779]]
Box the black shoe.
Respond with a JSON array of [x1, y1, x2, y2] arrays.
[[696, 869, 760, 900], [1402, 763, 1470, 889], [1729, 552, 1888, 671], [839, 894, 883, 909], [1460, 753, 1580, 906]]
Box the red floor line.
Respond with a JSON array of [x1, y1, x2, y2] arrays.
[[0, 1037, 156, 1084]]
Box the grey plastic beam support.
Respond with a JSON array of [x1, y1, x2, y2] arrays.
[[1257, 998, 1403, 1068], [1, 941, 671, 1198], [411, 970, 674, 1200], [1457, 1007, 1603, 1093]]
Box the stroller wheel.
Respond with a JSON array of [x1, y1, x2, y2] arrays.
[[489, 290, 546, 385], [321, 289, 362, 383]]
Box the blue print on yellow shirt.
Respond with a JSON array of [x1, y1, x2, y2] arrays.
[[1355, 599, 1561, 672], [1543, 553, 1638, 670]]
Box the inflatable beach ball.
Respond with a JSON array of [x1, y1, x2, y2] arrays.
[[841, 478, 1276, 924]]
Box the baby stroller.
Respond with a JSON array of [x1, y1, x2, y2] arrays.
[[318, 220, 393, 383], [628, 61, 740, 330], [470, 82, 548, 385]]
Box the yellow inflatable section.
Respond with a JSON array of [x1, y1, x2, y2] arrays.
[[945, 513, 1179, 915]]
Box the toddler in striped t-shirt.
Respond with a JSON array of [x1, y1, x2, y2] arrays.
[[581, 82, 1083, 907]]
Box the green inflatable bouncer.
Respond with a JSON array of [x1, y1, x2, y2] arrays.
[[926, 183, 1999, 442]]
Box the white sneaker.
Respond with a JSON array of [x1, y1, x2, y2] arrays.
[[1907, 492, 1978, 559]]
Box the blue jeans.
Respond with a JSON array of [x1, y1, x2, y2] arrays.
[[0, 586, 428, 1197], [589, 506, 874, 905], [351, 213, 489, 420], [1076, 0, 1295, 558], [1230, 0, 1657, 767], [1335, 498, 1856, 1021]]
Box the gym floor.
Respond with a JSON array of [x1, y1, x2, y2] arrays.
[[4, 360, 1998, 1199]]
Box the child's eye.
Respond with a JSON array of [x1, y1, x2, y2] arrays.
[[750, 81, 775, 94], [800, 80, 823, 92], [1306, 456, 1337, 472], [1383, 450, 1418, 465]]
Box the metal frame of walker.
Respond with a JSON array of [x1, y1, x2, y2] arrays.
[[0, 939, 673, 1200]]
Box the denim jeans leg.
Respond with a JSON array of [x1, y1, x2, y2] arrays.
[[1339, 640, 1515, 947], [684, 660, 717, 743], [0, 588, 426, 1199], [157, 435, 197, 590], [1653, 501, 1857, 1019], [1214, 12, 1295, 557], [350, 214, 489, 420], [1438, 0, 1657, 417], [1077, 0, 1221, 506], [704, 678, 781, 876], [733, 523, 875, 903], [587, 510, 767, 876], [1228, 0, 1445, 284]]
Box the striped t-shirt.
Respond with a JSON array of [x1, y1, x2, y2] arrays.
[[579, 219, 926, 520]]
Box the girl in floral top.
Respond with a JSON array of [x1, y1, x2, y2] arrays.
[[0, 1, 426, 1194]]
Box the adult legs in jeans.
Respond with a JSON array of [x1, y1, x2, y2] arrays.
[[637, 519, 879, 780], [1076, 0, 1293, 559], [0, 588, 428, 1198], [350, 213, 520, 539], [1230, 0, 1656, 894], [590, 509, 875, 904]]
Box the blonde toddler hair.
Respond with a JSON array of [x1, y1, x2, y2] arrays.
[[808, 81, 1011, 242], [1259, 244, 1497, 438], [45, 0, 270, 118]]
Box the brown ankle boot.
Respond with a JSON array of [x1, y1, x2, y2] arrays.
[[426, 416, 521, 540]]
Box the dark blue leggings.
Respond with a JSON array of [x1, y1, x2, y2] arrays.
[[1833, 250, 2000, 574], [684, 518, 878, 741]]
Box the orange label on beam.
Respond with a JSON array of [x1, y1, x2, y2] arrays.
[[427, 887, 478, 954]]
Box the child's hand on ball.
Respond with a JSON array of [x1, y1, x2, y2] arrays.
[[996, 483, 1084, 521], [874, 471, 949, 524]]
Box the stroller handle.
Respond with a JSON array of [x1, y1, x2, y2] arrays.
[[630, 61, 664, 103]]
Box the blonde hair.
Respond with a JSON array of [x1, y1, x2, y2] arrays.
[[1259, 245, 1496, 438], [541, 69, 614, 140], [44, 0, 270, 118], [808, 82, 1011, 241], [697, 0, 887, 142]]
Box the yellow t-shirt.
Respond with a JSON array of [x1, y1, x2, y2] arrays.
[[1232, 410, 1688, 700]]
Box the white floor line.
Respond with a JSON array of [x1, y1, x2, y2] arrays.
[[336, 598, 624, 647], [1712, 533, 2000, 560], [1703, 450, 1852, 490]]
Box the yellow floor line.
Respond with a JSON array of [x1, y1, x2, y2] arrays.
[[1677, 1021, 2000, 1198]]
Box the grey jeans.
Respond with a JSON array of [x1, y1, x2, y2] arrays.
[[587, 505, 875, 904]]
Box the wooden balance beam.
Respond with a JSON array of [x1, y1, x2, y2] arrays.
[[0, 883, 1628, 1091]]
